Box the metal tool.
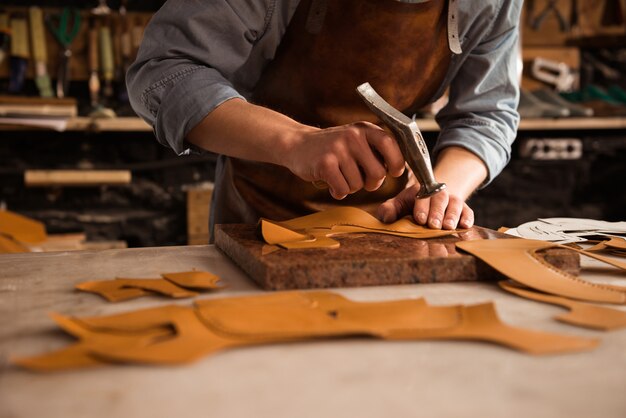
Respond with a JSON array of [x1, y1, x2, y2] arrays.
[[8, 14, 29, 94], [29, 7, 54, 98], [92, 0, 112, 16], [531, 57, 576, 92], [531, 0, 569, 32], [0, 11, 10, 67], [356, 82, 445, 199], [46, 8, 81, 98]]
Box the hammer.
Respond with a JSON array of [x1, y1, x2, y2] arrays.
[[356, 82, 445, 199]]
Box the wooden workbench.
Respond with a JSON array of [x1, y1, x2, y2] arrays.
[[1, 245, 625, 418]]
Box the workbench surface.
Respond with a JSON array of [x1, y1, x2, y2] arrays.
[[1, 245, 625, 418]]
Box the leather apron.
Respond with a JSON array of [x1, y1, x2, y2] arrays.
[[211, 0, 455, 235]]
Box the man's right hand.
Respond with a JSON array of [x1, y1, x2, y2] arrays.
[[285, 122, 406, 200], [186, 99, 405, 199]]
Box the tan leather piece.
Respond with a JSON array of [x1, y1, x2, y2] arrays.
[[76, 271, 224, 302], [12, 312, 174, 372], [76, 278, 198, 302], [0, 233, 30, 254], [499, 281, 626, 331], [457, 239, 626, 304], [0, 209, 47, 244], [14, 291, 599, 371], [261, 207, 462, 249], [161, 271, 224, 290]]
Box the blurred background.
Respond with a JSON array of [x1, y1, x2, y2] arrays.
[[0, 0, 625, 251]]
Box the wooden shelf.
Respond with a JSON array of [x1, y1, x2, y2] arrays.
[[1, 116, 626, 133]]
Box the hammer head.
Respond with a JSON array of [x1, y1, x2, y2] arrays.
[[356, 82, 445, 199]]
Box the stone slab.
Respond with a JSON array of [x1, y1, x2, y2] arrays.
[[215, 224, 580, 290]]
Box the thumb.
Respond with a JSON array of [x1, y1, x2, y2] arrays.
[[376, 184, 421, 223]]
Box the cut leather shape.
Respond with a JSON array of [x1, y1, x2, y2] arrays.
[[76, 271, 224, 302], [499, 281, 626, 331], [261, 206, 462, 249], [160, 271, 224, 290], [14, 291, 599, 371], [0, 233, 30, 254], [586, 237, 626, 255], [0, 209, 47, 244], [13, 312, 176, 372], [76, 278, 198, 302], [456, 239, 626, 304]]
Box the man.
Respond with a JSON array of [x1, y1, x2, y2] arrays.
[[127, 0, 521, 239]]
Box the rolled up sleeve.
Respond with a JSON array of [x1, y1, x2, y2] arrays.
[[126, 0, 271, 155], [434, 1, 521, 187]]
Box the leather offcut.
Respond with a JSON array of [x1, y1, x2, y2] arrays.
[[0, 210, 47, 251], [500, 281, 626, 331], [261, 206, 462, 249], [457, 239, 626, 304], [13, 291, 599, 372], [76, 271, 224, 302]]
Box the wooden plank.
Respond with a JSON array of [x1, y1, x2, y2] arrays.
[[24, 170, 131, 187], [186, 183, 213, 245]]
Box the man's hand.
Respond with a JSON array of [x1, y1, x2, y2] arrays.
[[376, 147, 488, 230], [285, 122, 406, 199], [377, 184, 474, 229]]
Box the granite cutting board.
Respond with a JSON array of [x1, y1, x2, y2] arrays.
[[214, 224, 579, 290]]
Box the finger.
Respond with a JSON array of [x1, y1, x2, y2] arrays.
[[339, 159, 364, 194], [362, 124, 405, 177], [442, 195, 464, 230], [376, 184, 420, 223], [459, 203, 475, 229], [426, 190, 449, 229], [413, 194, 430, 225], [318, 156, 350, 200]]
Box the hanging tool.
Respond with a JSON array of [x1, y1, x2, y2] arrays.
[[0, 11, 10, 67], [46, 8, 81, 99], [116, 0, 131, 103], [88, 17, 115, 119], [356, 83, 445, 199], [8, 14, 29, 94], [88, 17, 100, 109], [29, 7, 54, 98], [99, 18, 115, 100], [531, 0, 569, 32], [91, 0, 112, 16], [531, 58, 576, 92]]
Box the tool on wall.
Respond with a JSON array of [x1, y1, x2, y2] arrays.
[[530, 0, 569, 32], [91, 0, 112, 16], [28, 7, 53, 98], [8, 13, 29, 94], [88, 16, 115, 119], [116, 0, 131, 104], [356, 83, 445, 199], [99, 17, 115, 101], [46, 8, 81, 98], [531, 57, 576, 92], [0, 11, 10, 67]]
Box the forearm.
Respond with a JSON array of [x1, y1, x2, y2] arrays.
[[433, 147, 488, 200], [186, 98, 312, 165]]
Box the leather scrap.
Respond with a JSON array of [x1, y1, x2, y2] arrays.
[[261, 206, 463, 249], [0, 233, 30, 254], [14, 291, 599, 371], [75, 271, 223, 302], [456, 239, 626, 304], [499, 281, 626, 331], [161, 271, 224, 290], [0, 209, 47, 245]]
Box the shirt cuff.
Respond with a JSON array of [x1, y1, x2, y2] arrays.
[[149, 66, 245, 156]]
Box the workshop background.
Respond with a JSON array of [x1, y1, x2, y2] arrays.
[[0, 0, 625, 250]]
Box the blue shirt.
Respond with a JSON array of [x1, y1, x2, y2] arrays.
[[127, 0, 522, 186]]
